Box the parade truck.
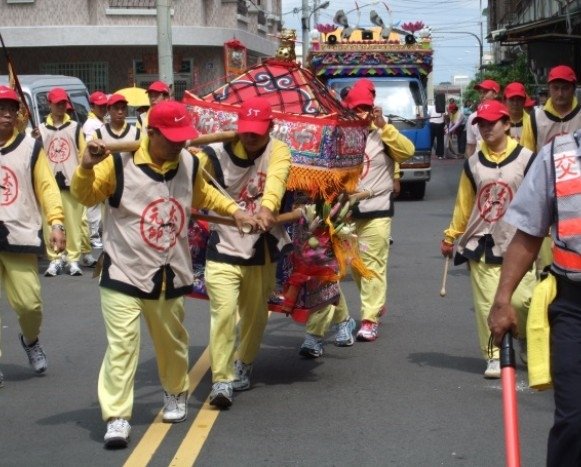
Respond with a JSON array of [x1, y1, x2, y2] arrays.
[[308, 22, 434, 199]]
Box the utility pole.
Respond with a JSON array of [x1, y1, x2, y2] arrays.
[[157, 0, 174, 92], [301, 0, 310, 60]]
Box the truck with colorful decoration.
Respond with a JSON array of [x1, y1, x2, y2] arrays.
[[308, 16, 434, 199]]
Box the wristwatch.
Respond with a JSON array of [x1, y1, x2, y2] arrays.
[[51, 224, 66, 233]]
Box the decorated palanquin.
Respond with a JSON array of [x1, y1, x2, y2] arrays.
[[183, 44, 369, 322], [183, 57, 367, 200]]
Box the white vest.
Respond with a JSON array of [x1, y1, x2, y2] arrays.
[[101, 150, 196, 298], [531, 105, 581, 150], [352, 129, 395, 218], [0, 133, 44, 253], [204, 140, 291, 264], [456, 145, 535, 264], [94, 123, 141, 148], [39, 120, 81, 190]]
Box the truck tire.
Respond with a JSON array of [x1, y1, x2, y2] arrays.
[[409, 181, 426, 200]]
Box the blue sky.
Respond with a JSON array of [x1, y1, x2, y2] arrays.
[[280, 0, 487, 84]]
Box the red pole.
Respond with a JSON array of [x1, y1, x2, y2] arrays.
[[501, 333, 521, 467]]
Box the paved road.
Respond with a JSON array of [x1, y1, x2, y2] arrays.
[[1, 158, 554, 466]]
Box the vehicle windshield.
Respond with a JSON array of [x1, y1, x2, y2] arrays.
[[35, 90, 89, 125], [330, 80, 424, 120]]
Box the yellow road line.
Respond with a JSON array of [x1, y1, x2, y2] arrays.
[[123, 348, 211, 467], [169, 400, 220, 467]]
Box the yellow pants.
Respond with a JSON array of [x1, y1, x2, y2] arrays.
[[305, 289, 350, 337], [352, 217, 392, 322], [0, 252, 42, 357], [97, 288, 189, 421], [469, 259, 536, 360], [81, 208, 91, 255], [205, 260, 276, 382], [43, 191, 84, 262]]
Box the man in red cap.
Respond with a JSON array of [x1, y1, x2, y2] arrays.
[[82, 91, 109, 252], [38, 87, 88, 277], [298, 80, 414, 357], [521, 64, 579, 153], [90, 94, 140, 148], [446, 101, 466, 155], [0, 86, 66, 386], [503, 81, 528, 143], [520, 65, 580, 272], [194, 96, 293, 408], [441, 99, 536, 379], [137, 80, 171, 130], [465, 79, 501, 157], [83, 91, 108, 140], [86, 93, 141, 252], [71, 100, 256, 448]]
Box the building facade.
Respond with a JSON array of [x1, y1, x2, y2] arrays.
[[1, 0, 283, 98], [487, 0, 581, 91]]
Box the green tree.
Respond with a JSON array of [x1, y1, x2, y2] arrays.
[[463, 54, 535, 104]]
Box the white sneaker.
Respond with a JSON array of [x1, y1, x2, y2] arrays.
[[82, 254, 98, 268], [19, 334, 47, 374], [232, 361, 253, 391], [68, 261, 83, 276], [90, 236, 103, 249], [162, 391, 187, 423], [209, 382, 233, 409], [484, 359, 501, 379], [44, 259, 63, 277], [104, 418, 131, 449]]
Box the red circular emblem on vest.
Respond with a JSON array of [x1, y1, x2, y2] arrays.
[[0, 165, 19, 206], [47, 138, 71, 164], [477, 180, 513, 223], [140, 198, 186, 251]]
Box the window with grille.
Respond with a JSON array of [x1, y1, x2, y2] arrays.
[[40, 62, 109, 93], [109, 0, 155, 7]]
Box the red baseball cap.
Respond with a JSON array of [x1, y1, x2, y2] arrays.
[[345, 86, 374, 109], [473, 99, 509, 124], [474, 79, 500, 94], [237, 97, 273, 135], [148, 101, 198, 143], [504, 82, 526, 99], [47, 87, 69, 104], [0, 86, 20, 103], [352, 78, 375, 93], [89, 91, 108, 106], [147, 80, 170, 94], [548, 65, 577, 83], [524, 96, 536, 108], [107, 94, 128, 107]]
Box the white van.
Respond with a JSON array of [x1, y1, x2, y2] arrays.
[[0, 75, 90, 127]]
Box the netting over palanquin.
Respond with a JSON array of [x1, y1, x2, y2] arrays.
[[183, 58, 367, 199], [206, 58, 352, 116]]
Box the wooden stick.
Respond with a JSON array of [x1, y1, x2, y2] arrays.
[[440, 256, 450, 297], [102, 131, 237, 154], [191, 208, 303, 229]]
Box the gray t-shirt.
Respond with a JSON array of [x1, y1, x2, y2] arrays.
[[505, 133, 581, 279]]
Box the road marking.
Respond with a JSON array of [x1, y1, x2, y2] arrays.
[[169, 400, 220, 466], [123, 348, 211, 467]]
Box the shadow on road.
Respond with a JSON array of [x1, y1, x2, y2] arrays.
[[407, 352, 483, 375]]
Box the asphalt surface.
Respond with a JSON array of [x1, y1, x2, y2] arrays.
[[0, 157, 554, 466]]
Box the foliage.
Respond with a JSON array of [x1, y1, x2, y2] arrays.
[[462, 54, 535, 105]]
